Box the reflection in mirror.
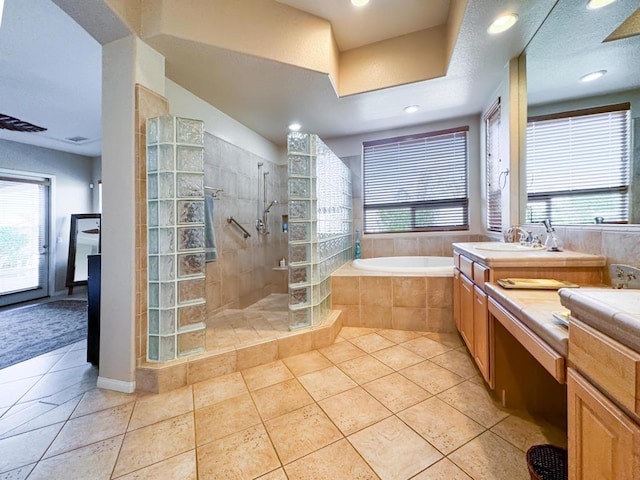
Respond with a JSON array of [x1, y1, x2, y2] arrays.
[[525, 0, 640, 225], [66, 214, 101, 294]]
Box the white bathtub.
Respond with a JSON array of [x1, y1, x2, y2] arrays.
[[352, 256, 453, 275]]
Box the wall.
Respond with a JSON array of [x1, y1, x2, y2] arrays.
[[203, 133, 287, 313], [0, 139, 94, 293], [325, 115, 484, 258]]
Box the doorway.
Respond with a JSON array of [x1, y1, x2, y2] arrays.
[[0, 174, 51, 307]]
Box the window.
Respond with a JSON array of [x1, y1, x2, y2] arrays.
[[485, 99, 502, 232], [526, 104, 630, 225], [362, 127, 469, 234]]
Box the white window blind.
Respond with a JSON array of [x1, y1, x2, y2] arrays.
[[526, 104, 630, 225], [485, 100, 502, 232], [362, 127, 469, 234]]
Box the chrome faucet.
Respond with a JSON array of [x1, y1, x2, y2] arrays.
[[504, 225, 532, 245]]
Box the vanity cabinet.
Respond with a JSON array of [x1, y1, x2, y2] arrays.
[[565, 315, 640, 480]]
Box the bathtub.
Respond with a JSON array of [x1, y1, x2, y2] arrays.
[[352, 256, 453, 276]]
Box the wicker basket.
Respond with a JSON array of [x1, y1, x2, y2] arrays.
[[526, 444, 568, 480]]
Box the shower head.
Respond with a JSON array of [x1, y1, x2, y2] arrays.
[[264, 199, 278, 213]]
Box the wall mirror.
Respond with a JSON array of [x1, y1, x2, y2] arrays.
[[66, 213, 101, 294], [523, 0, 640, 225]]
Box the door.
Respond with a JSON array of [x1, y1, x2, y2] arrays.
[[0, 175, 50, 306], [459, 273, 474, 352], [473, 286, 491, 385]]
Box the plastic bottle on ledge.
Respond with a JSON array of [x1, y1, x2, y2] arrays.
[[354, 230, 361, 259]]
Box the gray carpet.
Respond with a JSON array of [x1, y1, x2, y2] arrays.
[[0, 300, 88, 369]]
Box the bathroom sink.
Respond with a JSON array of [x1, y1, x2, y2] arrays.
[[473, 242, 545, 252]]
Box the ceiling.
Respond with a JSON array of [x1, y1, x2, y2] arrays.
[[0, 0, 637, 158]]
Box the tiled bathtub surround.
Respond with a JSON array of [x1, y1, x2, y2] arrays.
[[146, 115, 207, 362], [288, 133, 353, 329], [332, 263, 455, 332]]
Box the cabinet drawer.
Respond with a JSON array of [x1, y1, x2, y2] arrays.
[[459, 254, 474, 280], [569, 318, 640, 417], [473, 263, 490, 289]]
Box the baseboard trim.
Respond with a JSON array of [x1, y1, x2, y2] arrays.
[[97, 376, 136, 393]]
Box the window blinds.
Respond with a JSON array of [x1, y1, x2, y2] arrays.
[[526, 105, 630, 225], [485, 100, 502, 232], [362, 127, 469, 234]]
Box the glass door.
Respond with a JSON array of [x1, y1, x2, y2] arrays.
[[0, 175, 50, 306]]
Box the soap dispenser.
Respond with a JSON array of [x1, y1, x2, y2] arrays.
[[542, 219, 562, 252]]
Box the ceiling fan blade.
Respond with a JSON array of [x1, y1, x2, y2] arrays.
[[0, 114, 47, 132]]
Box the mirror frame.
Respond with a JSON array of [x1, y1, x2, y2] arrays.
[[66, 213, 101, 294]]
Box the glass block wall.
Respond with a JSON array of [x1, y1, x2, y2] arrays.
[[287, 133, 353, 329], [146, 116, 207, 361]]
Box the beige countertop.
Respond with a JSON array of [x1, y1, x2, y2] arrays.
[[453, 242, 606, 268], [559, 288, 640, 352], [485, 282, 570, 356]]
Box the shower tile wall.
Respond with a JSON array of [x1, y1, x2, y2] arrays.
[[203, 134, 287, 316]]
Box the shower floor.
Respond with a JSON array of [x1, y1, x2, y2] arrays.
[[205, 294, 291, 352]]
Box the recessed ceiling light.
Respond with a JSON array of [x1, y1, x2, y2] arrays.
[[351, 0, 370, 6], [580, 70, 607, 82], [587, 0, 616, 9], [487, 13, 519, 34], [404, 105, 420, 114], [288, 123, 301, 132]]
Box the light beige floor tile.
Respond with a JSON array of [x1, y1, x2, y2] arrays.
[[195, 392, 261, 446], [264, 404, 342, 465], [363, 372, 431, 412], [319, 341, 366, 364], [44, 402, 134, 458], [491, 413, 567, 452], [71, 388, 136, 418], [128, 386, 193, 431], [297, 366, 357, 401], [412, 458, 472, 479], [19, 364, 95, 403], [112, 412, 195, 477], [372, 345, 426, 370], [0, 402, 58, 438], [424, 332, 464, 349], [398, 397, 485, 454], [448, 431, 530, 480], [319, 386, 391, 435], [348, 333, 395, 353], [400, 337, 452, 359], [241, 360, 293, 391], [438, 380, 510, 428], [284, 438, 378, 479], [38, 371, 98, 406], [338, 355, 394, 384], [113, 450, 197, 480], [251, 378, 314, 421], [348, 416, 442, 480], [401, 361, 465, 394], [0, 354, 63, 385], [49, 349, 89, 373], [192, 371, 247, 410], [197, 424, 280, 479], [27, 435, 123, 480], [0, 463, 35, 479], [0, 423, 62, 474], [256, 468, 287, 479], [1, 396, 81, 438], [376, 329, 423, 344], [282, 350, 332, 377], [0, 377, 42, 409], [338, 326, 379, 339], [429, 349, 479, 378]]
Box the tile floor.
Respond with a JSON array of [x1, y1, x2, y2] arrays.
[[206, 294, 290, 351], [0, 326, 567, 479]]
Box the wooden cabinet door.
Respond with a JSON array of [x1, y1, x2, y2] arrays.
[[568, 369, 640, 480], [453, 269, 461, 331], [460, 274, 474, 353], [473, 286, 491, 385]]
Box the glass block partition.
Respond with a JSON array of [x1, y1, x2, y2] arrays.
[[146, 116, 207, 361], [287, 133, 353, 329]]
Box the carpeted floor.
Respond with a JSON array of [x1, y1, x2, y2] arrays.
[[0, 300, 88, 369]]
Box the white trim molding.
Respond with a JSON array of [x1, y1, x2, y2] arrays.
[[97, 376, 136, 393]]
